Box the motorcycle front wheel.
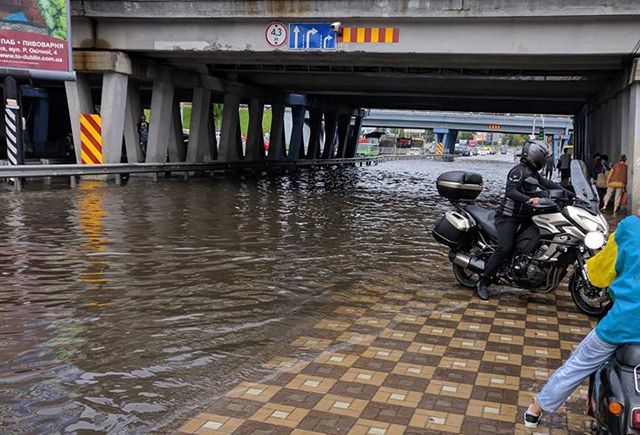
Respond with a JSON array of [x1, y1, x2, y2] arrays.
[[453, 264, 480, 289], [569, 270, 612, 318]]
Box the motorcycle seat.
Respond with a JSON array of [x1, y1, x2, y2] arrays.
[[615, 344, 640, 367], [464, 204, 497, 240]]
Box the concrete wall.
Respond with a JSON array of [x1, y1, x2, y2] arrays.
[[71, 0, 640, 19]]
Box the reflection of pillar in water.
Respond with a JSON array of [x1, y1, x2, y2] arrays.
[[77, 181, 107, 286]]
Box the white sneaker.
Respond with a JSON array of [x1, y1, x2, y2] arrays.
[[524, 406, 542, 429]]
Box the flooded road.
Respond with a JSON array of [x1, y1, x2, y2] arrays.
[[0, 157, 517, 432]]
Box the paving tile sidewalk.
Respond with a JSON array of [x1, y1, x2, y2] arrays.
[[178, 282, 597, 435]]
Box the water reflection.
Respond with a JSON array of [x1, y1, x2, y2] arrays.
[[0, 157, 583, 432]]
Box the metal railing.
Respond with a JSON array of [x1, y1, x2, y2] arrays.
[[0, 157, 381, 180]]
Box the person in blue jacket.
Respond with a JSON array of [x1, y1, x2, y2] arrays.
[[524, 214, 640, 428]]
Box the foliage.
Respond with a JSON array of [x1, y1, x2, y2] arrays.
[[458, 131, 475, 141], [500, 133, 529, 147], [36, 0, 67, 39]]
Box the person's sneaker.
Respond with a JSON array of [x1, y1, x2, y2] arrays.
[[524, 405, 541, 429], [476, 281, 489, 300]]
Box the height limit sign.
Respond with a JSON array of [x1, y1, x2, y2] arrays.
[[265, 22, 287, 47]]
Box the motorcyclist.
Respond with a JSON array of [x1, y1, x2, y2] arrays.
[[476, 140, 566, 300]]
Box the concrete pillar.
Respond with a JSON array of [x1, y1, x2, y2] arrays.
[[146, 80, 175, 163], [170, 96, 185, 162], [307, 109, 323, 159], [628, 82, 640, 213], [100, 72, 128, 163], [336, 114, 351, 158], [245, 98, 265, 161], [288, 105, 306, 160], [218, 93, 241, 162], [123, 80, 144, 163], [620, 91, 630, 159], [267, 98, 286, 160], [322, 111, 338, 159], [445, 129, 458, 154], [186, 87, 211, 163], [346, 115, 363, 158], [64, 73, 94, 164]]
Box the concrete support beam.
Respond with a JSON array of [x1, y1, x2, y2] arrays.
[[336, 114, 352, 158], [245, 99, 265, 161], [146, 80, 175, 162], [170, 96, 185, 162], [345, 115, 363, 158], [628, 82, 640, 213], [64, 73, 94, 164], [307, 109, 323, 159], [186, 87, 211, 163], [322, 111, 338, 159], [288, 106, 306, 160], [123, 79, 144, 163], [219, 93, 242, 161], [267, 98, 286, 160], [100, 72, 128, 163], [620, 91, 630, 159]]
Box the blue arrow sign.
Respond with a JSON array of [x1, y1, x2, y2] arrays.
[[289, 23, 336, 50]]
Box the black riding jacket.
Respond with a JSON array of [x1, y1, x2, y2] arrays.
[[497, 163, 562, 218]]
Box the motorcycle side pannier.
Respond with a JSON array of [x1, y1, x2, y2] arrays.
[[436, 171, 483, 201], [432, 211, 474, 247]]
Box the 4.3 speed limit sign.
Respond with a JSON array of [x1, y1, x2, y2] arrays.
[[265, 22, 287, 47]]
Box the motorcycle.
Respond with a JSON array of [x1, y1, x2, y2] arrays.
[[589, 344, 640, 434], [432, 159, 611, 317]]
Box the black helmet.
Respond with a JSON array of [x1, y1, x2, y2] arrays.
[[521, 140, 549, 171]]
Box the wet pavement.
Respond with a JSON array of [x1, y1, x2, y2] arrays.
[[0, 156, 613, 433]]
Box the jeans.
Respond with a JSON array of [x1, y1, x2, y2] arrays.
[[602, 187, 624, 211], [536, 329, 617, 413]]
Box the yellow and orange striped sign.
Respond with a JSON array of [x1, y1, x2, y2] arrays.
[[339, 27, 399, 43], [80, 114, 103, 164], [436, 142, 443, 155]]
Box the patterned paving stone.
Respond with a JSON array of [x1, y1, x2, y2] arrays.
[[178, 282, 596, 433]]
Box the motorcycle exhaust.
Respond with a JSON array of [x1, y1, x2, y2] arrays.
[[449, 251, 485, 273]]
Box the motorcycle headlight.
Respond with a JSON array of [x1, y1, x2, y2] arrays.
[[585, 231, 606, 250]]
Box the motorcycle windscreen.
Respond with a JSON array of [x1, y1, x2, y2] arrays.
[[571, 160, 599, 213]]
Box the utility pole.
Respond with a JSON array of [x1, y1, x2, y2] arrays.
[[3, 76, 24, 191]]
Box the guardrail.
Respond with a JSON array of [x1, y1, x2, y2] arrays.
[[0, 157, 382, 190]]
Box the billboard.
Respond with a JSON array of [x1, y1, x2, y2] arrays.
[[0, 0, 73, 79]]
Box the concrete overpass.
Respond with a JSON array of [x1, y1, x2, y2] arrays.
[[361, 110, 574, 155], [361, 111, 573, 135], [34, 1, 640, 211]]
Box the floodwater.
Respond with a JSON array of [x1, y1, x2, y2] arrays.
[[0, 156, 519, 433]]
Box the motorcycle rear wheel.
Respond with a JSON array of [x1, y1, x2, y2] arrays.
[[569, 270, 612, 318], [453, 264, 480, 289]]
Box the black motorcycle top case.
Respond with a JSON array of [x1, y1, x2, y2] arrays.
[[436, 171, 483, 202]]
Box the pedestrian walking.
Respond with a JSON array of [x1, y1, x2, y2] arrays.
[[601, 154, 628, 214], [556, 147, 572, 187], [138, 114, 149, 158], [544, 154, 554, 179], [592, 153, 609, 204]]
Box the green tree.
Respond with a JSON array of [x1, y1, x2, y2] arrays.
[[37, 0, 67, 39], [500, 133, 529, 147], [458, 131, 475, 141]]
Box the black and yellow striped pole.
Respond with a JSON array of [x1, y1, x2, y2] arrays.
[[3, 76, 24, 191]]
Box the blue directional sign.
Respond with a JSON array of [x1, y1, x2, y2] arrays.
[[288, 23, 336, 50]]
